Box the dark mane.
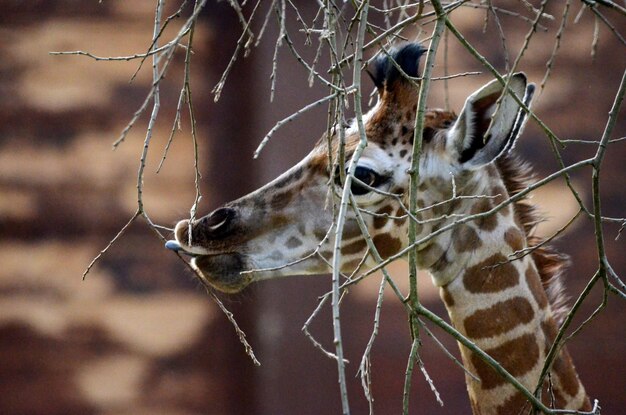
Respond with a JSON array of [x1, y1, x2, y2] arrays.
[[496, 154, 570, 323]]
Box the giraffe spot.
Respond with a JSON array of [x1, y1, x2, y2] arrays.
[[550, 385, 568, 408], [449, 196, 463, 212], [432, 202, 447, 216], [526, 267, 549, 309], [452, 224, 482, 253], [297, 223, 306, 236], [504, 227, 525, 252], [373, 205, 393, 229], [292, 166, 304, 181], [270, 191, 293, 209], [496, 391, 529, 415], [313, 227, 328, 242], [270, 214, 289, 229], [553, 349, 581, 398], [463, 297, 534, 339], [470, 333, 540, 390], [470, 199, 499, 231], [440, 286, 455, 307], [343, 220, 362, 239], [274, 175, 292, 189], [286, 236, 303, 249], [463, 254, 520, 293], [540, 319, 585, 401], [541, 319, 558, 354], [373, 234, 402, 259], [394, 206, 408, 225], [253, 195, 266, 211], [341, 239, 367, 256], [319, 250, 333, 259]]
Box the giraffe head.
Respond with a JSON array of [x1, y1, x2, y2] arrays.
[[167, 43, 534, 293]]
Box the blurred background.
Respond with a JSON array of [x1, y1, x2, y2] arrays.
[[0, 1, 624, 414]]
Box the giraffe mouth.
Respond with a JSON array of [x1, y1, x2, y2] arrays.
[[166, 240, 251, 292]]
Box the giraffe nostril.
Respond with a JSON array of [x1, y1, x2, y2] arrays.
[[203, 207, 236, 233]]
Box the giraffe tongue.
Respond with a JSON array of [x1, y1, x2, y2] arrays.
[[165, 240, 181, 251], [165, 240, 200, 257]]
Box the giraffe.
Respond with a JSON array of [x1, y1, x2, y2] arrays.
[[167, 43, 592, 414]]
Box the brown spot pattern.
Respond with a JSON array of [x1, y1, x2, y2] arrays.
[[541, 319, 587, 404], [552, 387, 567, 408], [553, 351, 580, 398], [373, 205, 393, 229], [526, 267, 549, 309], [463, 254, 520, 293], [470, 199, 499, 231], [286, 236, 303, 249], [440, 287, 455, 307], [504, 227, 525, 252], [453, 224, 482, 253], [394, 206, 408, 225], [373, 234, 402, 259], [270, 214, 289, 229], [297, 223, 306, 236], [470, 333, 540, 390], [463, 297, 534, 339], [541, 319, 558, 354], [341, 239, 367, 256], [343, 220, 362, 239], [313, 228, 327, 242], [270, 191, 293, 209]]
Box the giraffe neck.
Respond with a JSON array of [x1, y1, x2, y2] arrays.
[[421, 177, 591, 414]]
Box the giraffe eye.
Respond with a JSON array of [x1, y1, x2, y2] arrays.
[[351, 166, 382, 195]]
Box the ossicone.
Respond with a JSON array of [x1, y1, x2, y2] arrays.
[[367, 43, 427, 91]]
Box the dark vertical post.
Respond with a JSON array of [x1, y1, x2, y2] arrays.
[[198, 4, 260, 414]]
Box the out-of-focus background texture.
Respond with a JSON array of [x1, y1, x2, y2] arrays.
[[0, 2, 624, 414]]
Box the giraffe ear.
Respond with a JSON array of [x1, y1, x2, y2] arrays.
[[448, 73, 535, 169]]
